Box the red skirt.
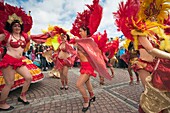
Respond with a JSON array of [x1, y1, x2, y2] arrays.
[[54, 57, 72, 70], [131, 59, 156, 73], [131, 58, 170, 91], [152, 58, 170, 91], [0, 54, 26, 70], [80, 62, 96, 77], [0, 57, 44, 92]]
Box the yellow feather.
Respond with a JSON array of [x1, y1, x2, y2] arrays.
[[45, 38, 52, 46], [51, 35, 60, 50], [24, 42, 30, 52], [164, 36, 170, 52], [41, 29, 47, 33], [160, 40, 165, 50], [123, 39, 131, 50], [48, 25, 54, 31]]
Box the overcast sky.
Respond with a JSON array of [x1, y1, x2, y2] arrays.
[[5, 0, 126, 38]]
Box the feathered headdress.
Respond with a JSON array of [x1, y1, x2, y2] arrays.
[[42, 25, 67, 50], [164, 15, 170, 34], [138, 0, 170, 23], [0, 2, 32, 33], [113, 0, 140, 41], [30, 25, 67, 49], [104, 38, 119, 59], [114, 0, 170, 50], [70, 0, 103, 38], [91, 30, 108, 52], [91, 30, 119, 59]]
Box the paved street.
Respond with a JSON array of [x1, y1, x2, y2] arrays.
[[3, 67, 143, 113]]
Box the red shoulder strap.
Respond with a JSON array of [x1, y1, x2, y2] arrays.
[[21, 32, 30, 44]]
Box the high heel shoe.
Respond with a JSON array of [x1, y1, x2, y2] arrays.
[[18, 97, 30, 105], [60, 86, 64, 90], [100, 82, 104, 85], [65, 86, 69, 90], [0, 106, 14, 111], [129, 81, 134, 85], [90, 96, 96, 102], [82, 101, 90, 112]]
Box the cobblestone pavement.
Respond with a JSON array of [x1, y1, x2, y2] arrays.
[[3, 67, 144, 113]]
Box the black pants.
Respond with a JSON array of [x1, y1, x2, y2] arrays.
[[41, 57, 47, 70], [118, 58, 127, 68]]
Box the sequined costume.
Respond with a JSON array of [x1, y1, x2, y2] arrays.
[[0, 31, 29, 69], [52, 42, 76, 70], [0, 2, 44, 93], [80, 62, 96, 77], [0, 57, 44, 92]]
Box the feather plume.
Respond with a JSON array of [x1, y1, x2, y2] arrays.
[[113, 0, 140, 41], [70, 0, 102, 38], [0, 3, 32, 33]]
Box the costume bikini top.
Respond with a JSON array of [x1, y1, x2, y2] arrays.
[[1, 30, 30, 48], [10, 36, 27, 48], [59, 47, 67, 52], [58, 42, 68, 53], [58, 42, 76, 55]]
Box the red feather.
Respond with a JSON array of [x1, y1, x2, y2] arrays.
[[70, 0, 102, 38], [113, 0, 140, 41], [92, 30, 107, 52], [164, 15, 170, 35], [53, 26, 66, 35], [0, 3, 32, 33]]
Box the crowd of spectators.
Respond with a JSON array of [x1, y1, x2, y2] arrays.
[[24, 44, 54, 71], [24, 40, 128, 71]]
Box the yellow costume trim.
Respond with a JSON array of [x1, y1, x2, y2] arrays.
[[24, 42, 30, 52], [7, 13, 23, 25], [129, 0, 170, 51], [131, 20, 170, 51], [42, 25, 61, 50], [138, 0, 170, 23], [140, 76, 170, 113], [48, 68, 60, 78], [123, 39, 131, 50]]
